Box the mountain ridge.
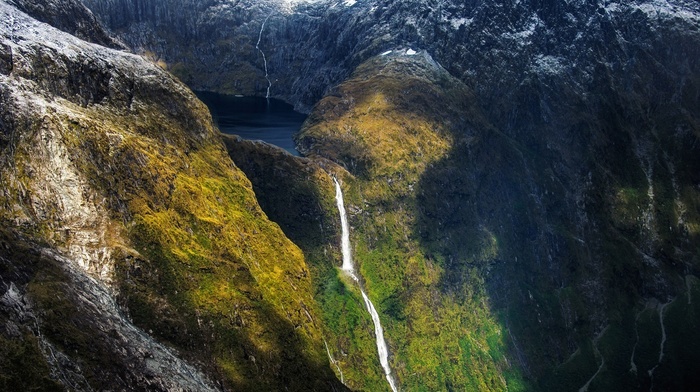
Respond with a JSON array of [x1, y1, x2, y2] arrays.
[[1, 0, 699, 390], [0, 1, 345, 389]]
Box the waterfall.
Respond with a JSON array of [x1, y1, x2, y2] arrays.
[[255, 13, 273, 99], [334, 177, 354, 274], [361, 290, 399, 392], [648, 300, 671, 390], [333, 177, 399, 392], [324, 339, 345, 385]]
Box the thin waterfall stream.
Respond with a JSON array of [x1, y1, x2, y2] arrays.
[[333, 177, 399, 392], [255, 13, 273, 99]]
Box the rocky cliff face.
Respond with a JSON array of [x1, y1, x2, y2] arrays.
[[3, 0, 700, 390], [81, 0, 700, 113], [0, 1, 344, 390], [80, 0, 375, 110], [0, 231, 218, 391], [85, 0, 700, 390], [7, 0, 123, 48]]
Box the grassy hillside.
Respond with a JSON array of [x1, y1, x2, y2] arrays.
[[0, 5, 343, 389], [295, 50, 528, 391]]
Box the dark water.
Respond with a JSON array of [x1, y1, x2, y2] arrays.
[[196, 91, 306, 156]]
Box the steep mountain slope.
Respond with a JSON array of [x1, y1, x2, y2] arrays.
[[293, 47, 700, 391], [7, 0, 123, 48], [0, 1, 344, 390], [81, 0, 382, 110], [293, 3, 700, 391], [4, 0, 700, 390], [296, 50, 529, 391], [81, 0, 700, 112]]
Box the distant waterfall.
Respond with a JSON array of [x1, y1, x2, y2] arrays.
[[333, 177, 399, 392], [324, 339, 345, 384], [255, 13, 273, 99]]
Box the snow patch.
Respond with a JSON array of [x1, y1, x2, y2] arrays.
[[343, 0, 357, 6], [604, 3, 622, 14], [380, 50, 392, 56], [450, 17, 473, 30], [502, 14, 541, 44], [533, 55, 567, 75], [630, 0, 700, 24], [278, 0, 327, 12], [406, 48, 417, 55], [281, 0, 326, 5]]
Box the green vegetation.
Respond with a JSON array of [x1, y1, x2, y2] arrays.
[[296, 53, 528, 391], [3, 10, 698, 389], [0, 58, 341, 389], [222, 137, 387, 390], [291, 49, 700, 391]]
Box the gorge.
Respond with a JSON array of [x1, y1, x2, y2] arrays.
[[1, 0, 700, 391]]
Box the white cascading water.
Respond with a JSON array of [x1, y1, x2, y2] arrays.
[[324, 339, 345, 384], [334, 177, 355, 274], [333, 177, 399, 392], [255, 13, 273, 99]]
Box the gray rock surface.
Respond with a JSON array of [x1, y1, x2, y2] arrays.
[[8, 0, 124, 48], [0, 1, 220, 389]]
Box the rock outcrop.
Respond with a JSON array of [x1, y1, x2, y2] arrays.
[[8, 0, 123, 48], [0, 230, 218, 391], [0, 1, 344, 390], [2, 0, 699, 390]]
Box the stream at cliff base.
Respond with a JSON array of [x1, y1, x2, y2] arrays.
[[195, 91, 306, 156]]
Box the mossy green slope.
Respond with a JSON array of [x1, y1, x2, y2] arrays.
[[295, 45, 700, 391], [221, 136, 357, 386], [296, 50, 528, 391], [0, 4, 342, 390], [222, 135, 399, 391]]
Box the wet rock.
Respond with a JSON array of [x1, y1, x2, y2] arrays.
[[0, 42, 11, 75]]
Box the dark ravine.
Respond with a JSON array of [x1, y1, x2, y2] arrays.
[[1, 0, 699, 391]]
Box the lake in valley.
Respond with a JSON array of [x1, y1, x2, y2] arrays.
[[196, 92, 306, 156]]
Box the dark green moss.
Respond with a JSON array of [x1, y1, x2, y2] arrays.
[[0, 334, 63, 392]]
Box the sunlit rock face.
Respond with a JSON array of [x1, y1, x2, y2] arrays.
[[2, 0, 700, 390], [0, 1, 345, 390]]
